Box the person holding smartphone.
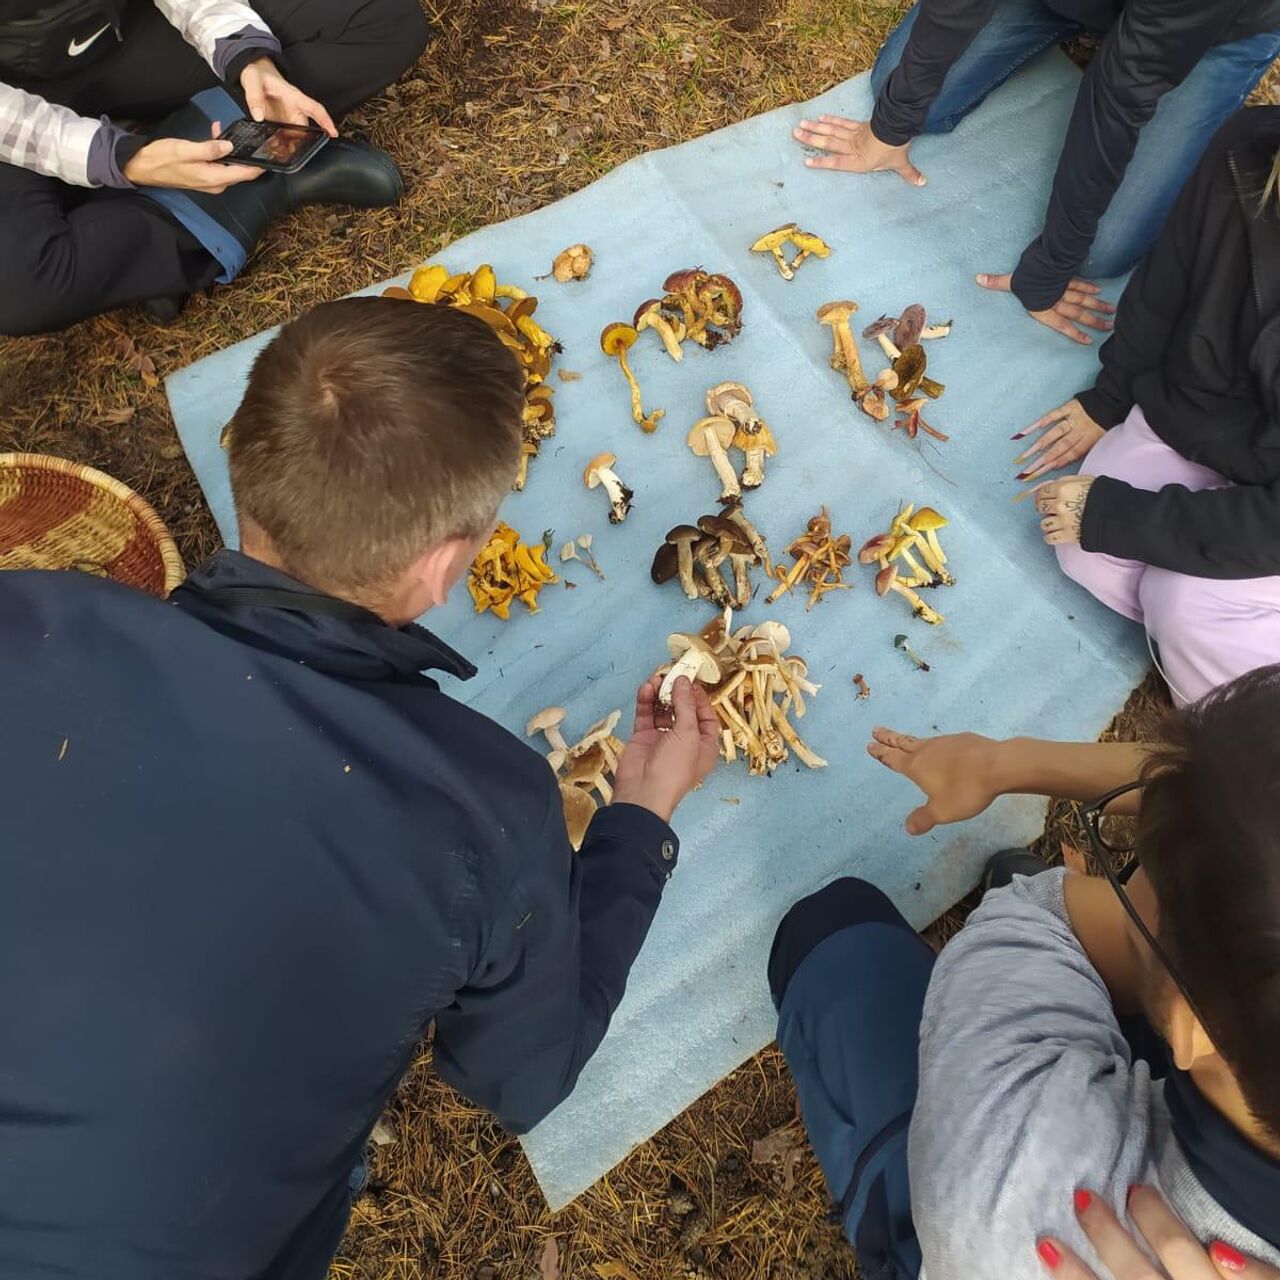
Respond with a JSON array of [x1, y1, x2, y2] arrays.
[[0, 0, 431, 336], [769, 667, 1280, 1279], [792, 0, 1280, 346]]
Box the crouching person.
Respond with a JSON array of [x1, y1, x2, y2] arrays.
[[770, 668, 1280, 1280], [0, 298, 718, 1279]]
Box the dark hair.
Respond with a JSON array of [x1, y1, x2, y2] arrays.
[[227, 297, 525, 599], [1138, 664, 1280, 1140]]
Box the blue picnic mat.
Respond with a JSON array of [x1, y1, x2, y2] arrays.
[[167, 50, 1148, 1210]]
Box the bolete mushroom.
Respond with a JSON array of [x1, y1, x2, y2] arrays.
[[876, 563, 944, 625], [665, 524, 703, 600], [750, 224, 798, 279], [695, 536, 734, 608], [651, 541, 680, 588], [634, 298, 685, 361], [527, 705, 570, 753], [659, 633, 722, 705], [688, 415, 741, 501], [600, 322, 663, 432], [552, 243, 593, 282], [583, 452, 633, 524], [560, 782, 597, 850], [817, 301, 866, 394], [788, 227, 832, 273]]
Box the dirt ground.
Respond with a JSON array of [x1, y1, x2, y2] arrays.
[[3, 0, 1249, 1274]]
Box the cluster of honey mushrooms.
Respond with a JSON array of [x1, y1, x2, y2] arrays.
[[600, 269, 744, 432], [383, 263, 560, 491]]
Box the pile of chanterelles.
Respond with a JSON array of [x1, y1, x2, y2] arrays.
[[655, 610, 827, 775], [601, 269, 744, 433], [651, 501, 769, 608], [385, 263, 559, 490], [526, 707, 625, 850], [467, 522, 558, 620], [816, 300, 952, 433], [858, 502, 954, 626]]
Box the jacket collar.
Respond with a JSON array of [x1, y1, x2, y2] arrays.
[[170, 550, 476, 684]]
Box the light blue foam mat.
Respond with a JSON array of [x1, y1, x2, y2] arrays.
[[168, 50, 1148, 1210]]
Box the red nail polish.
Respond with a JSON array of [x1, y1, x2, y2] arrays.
[[1074, 1188, 1092, 1214], [1037, 1240, 1062, 1270], [1210, 1242, 1247, 1273], [1016, 471, 1029, 480]]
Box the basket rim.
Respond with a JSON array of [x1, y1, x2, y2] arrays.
[[0, 451, 185, 594]]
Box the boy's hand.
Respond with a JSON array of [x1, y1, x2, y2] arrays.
[[791, 115, 926, 186], [612, 677, 720, 825], [1036, 1184, 1279, 1280], [867, 726, 1003, 835]]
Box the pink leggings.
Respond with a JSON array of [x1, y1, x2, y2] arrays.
[[1056, 408, 1280, 706]]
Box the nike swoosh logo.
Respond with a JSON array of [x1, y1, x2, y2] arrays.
[[67, 23, 111, 56]]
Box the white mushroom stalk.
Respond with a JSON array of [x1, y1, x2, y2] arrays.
[[583, 453, 633, 524]]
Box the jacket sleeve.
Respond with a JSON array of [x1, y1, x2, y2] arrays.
[[1081, 474, 1280, 579], [1010, 0, 1245, 312], [431, 800, 678, 1134], [870, 0, 1000, 146], [0, 83, 104, 186], [152, 0, 280, 78]]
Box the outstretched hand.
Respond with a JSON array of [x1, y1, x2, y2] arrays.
[[976, 272, 1114, 345], [791, 115, 926, 186], [867, 726, 1003, 836], [611, 677, 720, 824], [1013, 398, 1105, 482]]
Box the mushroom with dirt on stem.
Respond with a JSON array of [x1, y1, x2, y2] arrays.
[[688, 415, 741, 501], [894, 633, 931, 672], [720, 499, 771, 575], [527, 706, 571, 754], [699, 514, 755, 607], [583, 452, 633, 524], [634, 298, 685, 361], [735, 419, 777, 489], [600, 322, 663, 432], [817, 300, 866, 393], [876, 563, 944, 625], [695, 537, 734, 608], [658, 633, 723, 705], [892, 503, 953, 584], [853, 672, 871, 700], [664, 524, 703, 600]]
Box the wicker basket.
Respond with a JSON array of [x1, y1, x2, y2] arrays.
[[0, 453, 185, 598]]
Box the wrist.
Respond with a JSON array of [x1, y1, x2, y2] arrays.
[[609, 785, 675, 825], [985, 737, 1026, 798]]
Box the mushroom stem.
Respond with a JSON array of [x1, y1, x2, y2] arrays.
[[596, 467, 632, 524], [699, 552, 734, 608], [594, 774, 613, 804], [910, 534, 953, 584], [652, 316, 685, 360], [723, 504, 771, 575], [659, 648, 705, 704], [731, 554, 753, 607], [890, 580, 944, 625], [897, 544, 932, 582], [874, 332, 901, 361], [742, 445, 767, 489], [835, 323, 867, 394], [924, 528, 947, 566], [674, 543, 699, 600], [542, 726, 570, 753], [702, 424, 742, 500], [771, 702, 827, 768], [771, 246, 794, 280]]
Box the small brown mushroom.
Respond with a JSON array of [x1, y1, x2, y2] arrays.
[[876, 563, 944, 625], [688, 415, 741, 501], [665, 524, 703, 600], [552, 243, 593, 282]]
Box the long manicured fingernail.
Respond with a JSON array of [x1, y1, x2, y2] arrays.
[[1210, 1243, 1247, 1273], [1016, 471, 1031, 480], [1011, 430, 1027, 440], [1074, 1189, 1092, 1214], [1037, 1240, 1062, 1270]]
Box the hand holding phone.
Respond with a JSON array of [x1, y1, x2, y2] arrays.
[[123, 122, 263, 192], [213, 119, 330, 173]]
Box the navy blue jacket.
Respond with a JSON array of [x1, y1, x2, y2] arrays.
[[0, 550, 678, 1280]]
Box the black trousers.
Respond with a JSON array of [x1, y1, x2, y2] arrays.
[[0, 0, 429, 336]]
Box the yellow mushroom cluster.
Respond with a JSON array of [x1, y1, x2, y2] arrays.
[[656, 610, 826, 776], [467, 522, 558, 620], [750, 223, 831, 280], [857, 503, 954, 626], [526, 706, 625, 850], [385, 263, 559, 490]]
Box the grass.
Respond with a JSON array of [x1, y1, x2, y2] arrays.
[[4, 0, 1257, 1273]]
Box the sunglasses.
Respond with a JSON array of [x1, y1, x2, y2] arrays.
[[1082, 779, 1210, 1031]]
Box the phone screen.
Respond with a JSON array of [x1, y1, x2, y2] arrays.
[[219, 120, 328, 171], [249, 124, 320, 164]]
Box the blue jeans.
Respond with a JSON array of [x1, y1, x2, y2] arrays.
[[769, 879, 935, 1280], [870, 0, 1280, 277]]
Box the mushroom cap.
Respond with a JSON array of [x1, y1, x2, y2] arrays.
[[706, 381, 754, 416], [875, 564, 900, 596], [750, 224, 797, 252], [507, 295, 539, 323], [707, 274, 743, 311], [817, 300, 858, 325], [667, 632, 723, 681], [583, 451, 618, 486], [860, 386, 891, 421], [651, 541, 680, 584], [749, 620, 791, 653], [560, 783, 597, 849], [790, 228, 831, 257], [858, 534, 895, 564], [697, 513, 751, 551], [891, 344, 927, 396], [380, 285, 415, 301], [861, 314, 896, 339], [600, 321, 638, 354], [526, 705, 567, 735], [666, 523, 703, 546], [562, 742, 609, 785], [910, 506, 949, 532], [576, 710, 622, 749], [663, 267, 707, 293], [893, 303, 927, 348], [633, 297, 663, 327], [688, 416, 736, 453]]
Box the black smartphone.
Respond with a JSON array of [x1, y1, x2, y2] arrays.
[[215, 118, 329, 174]]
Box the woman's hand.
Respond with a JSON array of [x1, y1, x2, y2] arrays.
[[976, 272, 1115, 345], [611, 677, 720, 825], [866, 727, 1005, 835], [1037, 1184, 1279, 1280], [122, 121, 262, 192], [239, 57, 337, 135], [1014, 399, 1106, 482], [791, 115, 926, 186], [1033, 476, 1095, 547]]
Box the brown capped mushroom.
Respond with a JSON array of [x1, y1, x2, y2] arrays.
[[583, 452, 633, 524], [665, 524, 703, 600], [552, 243, 593, 282], [876, 563, 944, 625], [817, 301, 866, 394], [635, 298, 685, 361]]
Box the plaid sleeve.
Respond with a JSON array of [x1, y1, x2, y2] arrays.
[[153, 0, 276, 71], [0, 83, 102, 186]]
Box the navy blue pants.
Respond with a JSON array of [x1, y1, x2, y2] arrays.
[[769, 879, 934, 1280]]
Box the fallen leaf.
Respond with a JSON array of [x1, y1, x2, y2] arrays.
[[751, 1124, 804, 1191], [370, 1118, 395, 1146], [601, 12, 631, 28], [1060, 839, 1088, 876], [594, 1264, 641, 1280], [678, 42, 697, 65], [538, 1237, 561, 1280]]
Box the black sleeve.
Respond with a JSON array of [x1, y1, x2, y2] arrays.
[[1010, 0, 1244, 312], [869, 0, 1000, 146], [1081, 474, 1280, 579], [431, 801, 677, 1133]]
